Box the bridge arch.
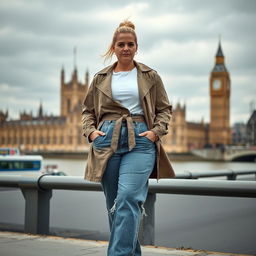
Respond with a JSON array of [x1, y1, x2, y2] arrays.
[[229, 152, 256, 162]]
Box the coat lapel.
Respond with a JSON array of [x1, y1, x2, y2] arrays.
[[96, 73, 113, 99], [95, 65, 114, 99], [135, 61, 155, 101], [94, 61, 155, 102], [94, 63, 125, 109]]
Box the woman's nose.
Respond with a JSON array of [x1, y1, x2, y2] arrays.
[[124, 44, 129, 50]]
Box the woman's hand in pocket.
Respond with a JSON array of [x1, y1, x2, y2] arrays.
[[89, 130, 105, 142], [139, 130, 157, 142]]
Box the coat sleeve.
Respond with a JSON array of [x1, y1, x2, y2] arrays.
[[150, 73, 172, 140], [82, 79, 97, 142]]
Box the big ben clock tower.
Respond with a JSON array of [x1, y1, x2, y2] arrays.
[[209, 41, 231, 145]]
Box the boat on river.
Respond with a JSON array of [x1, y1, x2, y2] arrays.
[[0, 148, 66, 176]]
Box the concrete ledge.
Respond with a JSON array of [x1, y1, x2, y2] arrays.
[[0, 231, 253, 256]]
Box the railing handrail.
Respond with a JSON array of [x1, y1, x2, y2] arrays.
[[0, 169, 255, 185], [0, 173, 256, 198], [175, 169, 256, 179]]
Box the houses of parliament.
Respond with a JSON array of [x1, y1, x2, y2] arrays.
[[0, 42, 231, 153]]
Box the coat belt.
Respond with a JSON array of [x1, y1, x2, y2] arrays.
[[101, 113, 145, 152]]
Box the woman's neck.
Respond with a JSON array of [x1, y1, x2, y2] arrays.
[[114, 61, 135, 72]]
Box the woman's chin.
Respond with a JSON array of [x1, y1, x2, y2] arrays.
[[118, 57, 134, 63]]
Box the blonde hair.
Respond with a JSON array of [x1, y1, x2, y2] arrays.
[[103, 20, 138, 61]]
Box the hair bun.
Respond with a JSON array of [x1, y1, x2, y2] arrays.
[[119, 20, 135, 30]]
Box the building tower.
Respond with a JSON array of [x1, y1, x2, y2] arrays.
[[209, 40, 231, 145], [60, 67, 89, 117], [60, 48, 89, 117]]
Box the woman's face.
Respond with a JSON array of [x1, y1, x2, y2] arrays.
[[113, 33, 137, 65]]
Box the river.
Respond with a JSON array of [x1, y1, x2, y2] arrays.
[[0, 159, 255, 254]]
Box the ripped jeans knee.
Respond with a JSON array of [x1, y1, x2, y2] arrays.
[[108, 197, 147, 218]]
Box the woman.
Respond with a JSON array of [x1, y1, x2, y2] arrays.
[[82, 20, 175, 256]]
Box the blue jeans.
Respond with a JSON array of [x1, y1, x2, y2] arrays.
[[93, 120, 156, 256]]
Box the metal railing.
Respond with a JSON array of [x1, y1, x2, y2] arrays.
[[0, 170, 256, 245], [175, 169, 256, 180]]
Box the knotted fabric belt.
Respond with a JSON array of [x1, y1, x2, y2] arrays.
[[101, 113, 145, 152]]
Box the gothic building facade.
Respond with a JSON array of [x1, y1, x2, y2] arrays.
[[0, 67, 89, 152], [163, 41, 231, 152], [0, 41, 231, 153], [162, 103, 209, 153], [209, 42, 231, 145]]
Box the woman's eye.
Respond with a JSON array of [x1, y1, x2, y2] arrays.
[[117, 43, 125, 48], [128, 43, 135, 47], [117, 42, 135, 48]]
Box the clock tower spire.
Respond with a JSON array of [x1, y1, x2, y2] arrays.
[[209, 40, 231, 146]]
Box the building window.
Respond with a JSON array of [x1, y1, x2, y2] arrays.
[[67, 99, 71, 113], [77, 135, 81, 144]]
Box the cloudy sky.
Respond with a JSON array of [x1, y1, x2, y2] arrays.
[[0, 0, 255, 125]]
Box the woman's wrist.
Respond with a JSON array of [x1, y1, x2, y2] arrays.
[[88, 130, 97, 142], [150, 130, 159, 141]]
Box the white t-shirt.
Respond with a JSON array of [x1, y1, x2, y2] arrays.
[[111, 67, 144, 115]]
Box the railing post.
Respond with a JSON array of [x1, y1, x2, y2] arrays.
[[139, 193, 156, 245], [227, 173, 237, 180], [20, 175, 52, 235]]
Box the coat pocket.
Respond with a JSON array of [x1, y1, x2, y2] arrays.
[[85, 145, 113, 182], [93, 121, 114, 148]]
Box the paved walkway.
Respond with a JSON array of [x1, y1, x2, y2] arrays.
[[0, 231, 253, 256]]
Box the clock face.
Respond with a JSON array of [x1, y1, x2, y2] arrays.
[[213, 79, 221, 90]]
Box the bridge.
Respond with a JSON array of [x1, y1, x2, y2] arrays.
[[192, 146, 256, 161]]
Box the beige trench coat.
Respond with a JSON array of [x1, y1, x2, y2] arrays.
[[82, 61, 175, 182]]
